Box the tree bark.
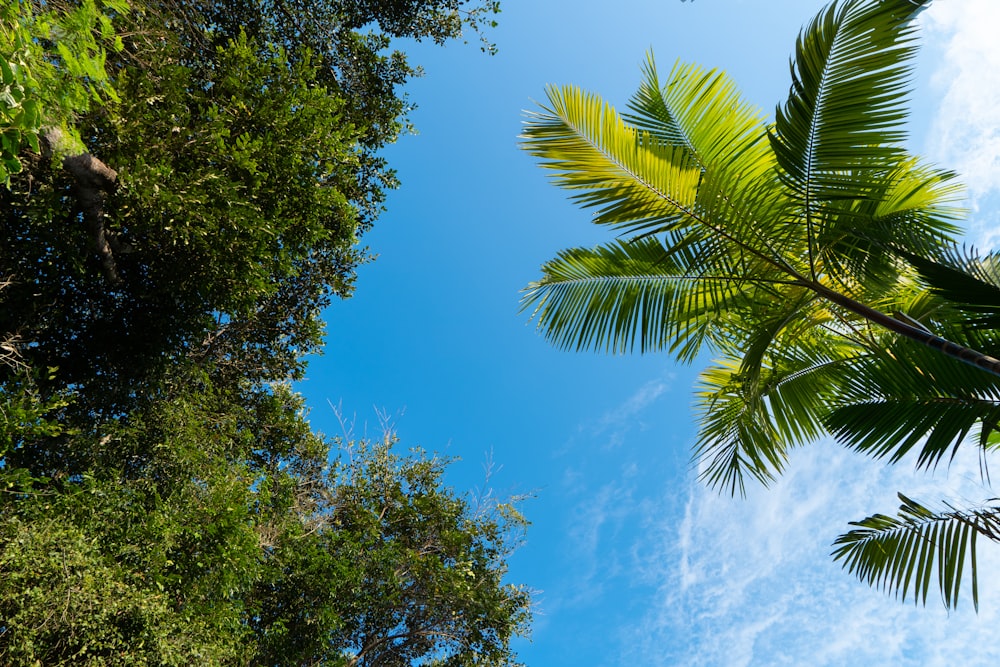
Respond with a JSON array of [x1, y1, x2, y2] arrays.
[[43, 128, 122, 284]]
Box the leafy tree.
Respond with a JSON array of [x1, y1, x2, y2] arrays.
[[520, 0, 1000, 609], [1, 0, 529, 662], [248, 436, 530, 667], [0, 0, 503, 442], [2, 0, 493, 417], [0, 397, 530, 665]]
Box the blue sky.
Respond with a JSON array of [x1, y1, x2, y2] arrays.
[[298, 1, 1000, 665]]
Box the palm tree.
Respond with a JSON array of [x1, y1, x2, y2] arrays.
[[520, 0, 1000, 609]]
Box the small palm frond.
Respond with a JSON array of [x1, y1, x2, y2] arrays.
[[825, 339, 1000, 468], [696, 309, 865, 495], [877, 284, 1000, 363], [868, 161, 964, 252], [521, 85, 702, 236], [771, 0, 926, 202], [521, 237, 762, 357], [624, 57, 789, 256], [624, 56, 770, 176], [828, 398, 1000, 469], [695, 358, 789, 496], [899, 246, 1000, 330], [814, 160, 964, 292], [766, 349, 860, 444], [753, 313, 865, 443], [833, 493, 1000, 610]]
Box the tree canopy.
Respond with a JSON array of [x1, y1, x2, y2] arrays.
[[1, 0, 529, 663], [522, 0, 1000, 610]]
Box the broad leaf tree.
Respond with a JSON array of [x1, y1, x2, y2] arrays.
[[0, 406, 531, 665], [521, 0, 1000, 609], [1, 0, 498, 417], [1, 0, 530, 662]]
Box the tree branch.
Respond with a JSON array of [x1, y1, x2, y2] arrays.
[[44, 128, 122, 284]]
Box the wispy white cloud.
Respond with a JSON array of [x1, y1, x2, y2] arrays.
[[553, 373, 674, 460], [921, 0, 1000, 247], [627, 440, 1000, 667], [537, 373, 675, 620], [592, 376, 672, 450], [541, 371, 680, 625], [562, 470, 640, 604]]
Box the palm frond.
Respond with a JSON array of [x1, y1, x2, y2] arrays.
[[623, 58, 790, 255], [869, 161, 964, 252], [695, 309, 865, 495], [624, 56, 771, 175], [521, 237, 759, 357], [833, 492, 1000, 610], [623, 54, 699, 153], [825, 339, 1000, 468], [695, 359, 789, 496], [521, 85, 702, 236], [771, 0, 926, 201], [899, 246, 1000, 329], [757, 315, 865, 443], [812, 160, 964, 293]]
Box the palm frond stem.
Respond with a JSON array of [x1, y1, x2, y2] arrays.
[[807, 280, 1000, 378], [771, 353, 866, 391], [648, 273, 805, 287]]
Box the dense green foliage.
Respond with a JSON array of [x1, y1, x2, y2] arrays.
[[1, 0, 127, 183], [1, 0, 529, 663], [0, 410, 530, 665], [521, 0, 1000, 609]]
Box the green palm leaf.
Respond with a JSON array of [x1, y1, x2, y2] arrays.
[[900, 246, 1000, 329], [523, 64, 792, 260], [867, 161, 964, 254], [695, 358, 789, 495], [695, 306, 864, 494], [624, 56, 771, 176], [833, 493, 1000, 610], [621, 57, 791, 259], [771, 0, 928, 200], [825, 338, 1000, 468], [814, 160, 963, 293], [770, 0, 933, 292], [521, 85, 702, 237], [521, 237, 757, 357]]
